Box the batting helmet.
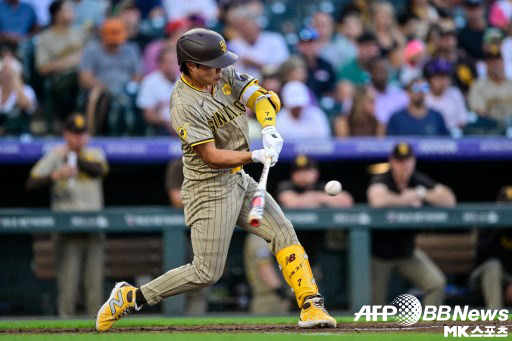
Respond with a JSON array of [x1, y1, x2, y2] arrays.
[[177, 28, 238, 68]]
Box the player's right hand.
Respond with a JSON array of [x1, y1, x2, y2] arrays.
[[251, 148, 278, 167]]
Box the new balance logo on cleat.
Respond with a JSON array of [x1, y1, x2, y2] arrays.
[[285, 254, 296, 265], [109, 291, 124, 316]]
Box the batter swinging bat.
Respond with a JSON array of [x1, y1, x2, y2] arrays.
[[248, 157, 272, 227]]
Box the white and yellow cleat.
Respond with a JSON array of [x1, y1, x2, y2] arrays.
[[96, 281, 141, 332], [298, 295, 337, 328]]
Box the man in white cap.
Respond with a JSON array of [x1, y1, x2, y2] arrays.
[[276, 81, 331, 139]]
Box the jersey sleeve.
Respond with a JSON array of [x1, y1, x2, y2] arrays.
[[223, 65, 257, 102], [30, 151, 58, 178], [171, 104, 214, 147]]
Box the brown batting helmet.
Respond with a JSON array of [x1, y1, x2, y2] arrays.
[[176, 28, 238, 68]]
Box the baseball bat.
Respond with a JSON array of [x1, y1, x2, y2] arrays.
[[248, 156, 272, 227]]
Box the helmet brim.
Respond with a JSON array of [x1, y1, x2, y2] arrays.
[[199, 51, 238, 68]]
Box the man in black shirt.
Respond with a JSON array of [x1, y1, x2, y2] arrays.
[[367, 142, 456, 305], [457, 0, 487, 61], [470, 186, 512, 309]]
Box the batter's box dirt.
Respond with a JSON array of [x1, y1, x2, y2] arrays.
[[1, 320, 511, 334]]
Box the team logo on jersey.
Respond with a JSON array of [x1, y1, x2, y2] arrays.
[[177, 126, 187, 140], [219, 40, 227, 53], [222, 84, 232, 95]]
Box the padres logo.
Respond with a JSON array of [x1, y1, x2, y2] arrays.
[[222, 84, 232, 95], [219, 41, 227, 53], [177, 126, 187, 140]]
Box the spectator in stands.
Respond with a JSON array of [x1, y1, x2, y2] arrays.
[[162, 0, 218, 24], [0, 0, 39, 46], [36, 0, 86, 127], [70, 0, 107, 34], [502, 22, 512, 80], [244, 233, 292, 315], [313, 11, 358, 73], [433, 21, 477, 94], [387, 78, 449, 136], [276, 81, 330, 139], [369, 56, 409, 126], [142, 19, 191, 75], [277, 155, 353, 209], [398, 0, 440, 40], [165, 157, 208, 314], [400, 39, 427, 86], [458, 0, 487, 61], [370, 2, 405, 57], [489, 0, 512, 30], [24, 0, 52, 27], [337, 32, 379, 86], [468, 46, 512, 131], [332, 13, 363, 72], [335, 86, 385, 137], [134, 0, 164, 21], [137, 47, 177, 135], [26, 114, 108, 317], [368, 142, 455, 306], [424, 59, 468, 131], [470, 185, 512, 309], [280, 56, 307, 84], [296, 28, 335, 100], [79, 18, 141, 134], [229, 5, 289, 81], [0, 56, 36, 135]]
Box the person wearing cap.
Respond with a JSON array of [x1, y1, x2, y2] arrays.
[[276, 81, 331, 139], [96, 28, 338, 331], [468, 45, 512, 131], [228, 5, 289, 81], [36, 0, 86, 129], [368, 142, 456, 306], [337, 31, 379, 86], [387, 77, 449, 136], [457, 0, 487, 61], [296, 27, 336, 100], [470, 185, 512, 309], [424, 59, 468, 130], [26, 114, 108, 317]]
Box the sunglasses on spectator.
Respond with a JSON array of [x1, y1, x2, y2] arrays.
[[411, 82, 430, 94]]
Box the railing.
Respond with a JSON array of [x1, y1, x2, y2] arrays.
[[2, 137, 512, 163], [1, 204, 511, 314]]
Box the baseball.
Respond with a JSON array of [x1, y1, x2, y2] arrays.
[[324, 180, 342, 196]]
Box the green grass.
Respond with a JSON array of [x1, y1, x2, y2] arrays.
[[0, 334, 449, 341]]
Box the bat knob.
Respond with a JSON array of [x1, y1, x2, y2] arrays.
[[250, 219, 260, 227]]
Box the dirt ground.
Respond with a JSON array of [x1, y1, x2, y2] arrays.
[[1, 320, 511, 334]]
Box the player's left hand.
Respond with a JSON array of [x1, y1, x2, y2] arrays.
[[251, 147, 278, 167], [262, 126, 283, 155]]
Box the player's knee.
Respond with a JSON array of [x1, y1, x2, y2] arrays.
[[195, 267, 223, 286], [428, 272, 446, 292], [483, 258, 504, 275]]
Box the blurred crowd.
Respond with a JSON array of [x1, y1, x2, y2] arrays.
[[1, 0, 512, 137]]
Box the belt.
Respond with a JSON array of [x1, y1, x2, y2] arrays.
[[231, 166, 243, 174]]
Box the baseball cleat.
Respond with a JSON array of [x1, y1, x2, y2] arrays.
[[96, 281, 141, 332], [298, 295, 337, 328]]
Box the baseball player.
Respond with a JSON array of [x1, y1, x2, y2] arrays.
[[96, 28, 336, 331]]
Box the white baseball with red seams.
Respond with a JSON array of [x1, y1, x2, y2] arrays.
[[324, 180, 342, 196]]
